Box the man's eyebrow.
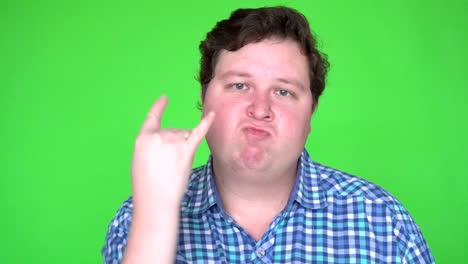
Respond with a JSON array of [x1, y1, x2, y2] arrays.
[[276, 78, 306, 91], [218, 70, 252, 79]]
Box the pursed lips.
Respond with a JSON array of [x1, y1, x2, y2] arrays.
[[242, 125, 271, 139]]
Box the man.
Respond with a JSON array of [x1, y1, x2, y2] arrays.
[[103, 6, 435, 263]]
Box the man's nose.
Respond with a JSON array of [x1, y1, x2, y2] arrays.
[[247, 92, 274, 121]]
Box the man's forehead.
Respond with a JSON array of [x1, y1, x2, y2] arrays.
[[213, 42, 309, 89], [216, 39, 306, 66]]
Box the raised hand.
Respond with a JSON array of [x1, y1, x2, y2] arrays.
[[131, 95, 215, 213], [123, 95, 215, 264]]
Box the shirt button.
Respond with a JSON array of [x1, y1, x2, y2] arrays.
[[256, 248, 266, 258]]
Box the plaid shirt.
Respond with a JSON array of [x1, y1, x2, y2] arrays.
[[102, 149, 435, 263]]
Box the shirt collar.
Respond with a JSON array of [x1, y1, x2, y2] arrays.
[[293, 149, 328, 209], [181, 149, 328, 216]]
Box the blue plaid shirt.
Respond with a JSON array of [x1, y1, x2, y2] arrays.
[[102, 149, 435, 263]]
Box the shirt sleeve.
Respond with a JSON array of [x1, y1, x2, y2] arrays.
[[101, 197, 133, 264], [390, 202, 436, 263], [401, 235, 435, 264]]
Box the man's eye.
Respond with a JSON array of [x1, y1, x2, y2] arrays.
[[232, 83, 246, 90], [276, 89, 290, 96]]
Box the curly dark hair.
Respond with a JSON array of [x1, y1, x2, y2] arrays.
[[198, 6, 329, 110]]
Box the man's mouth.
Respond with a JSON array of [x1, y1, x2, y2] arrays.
[[243, 127, 270, 139]]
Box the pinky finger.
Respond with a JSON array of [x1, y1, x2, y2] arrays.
[[187, 112, 215, 148]]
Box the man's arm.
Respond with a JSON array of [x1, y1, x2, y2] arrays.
[[104, 96, 215, 264], [395, 220, 435, 263], [390, 203, 435, 263]]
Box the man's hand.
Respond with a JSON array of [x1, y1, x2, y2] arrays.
[[131, 95, 215, 215], [123, 96, 215, 264]]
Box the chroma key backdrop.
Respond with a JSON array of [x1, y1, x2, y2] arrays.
[[1, 0, 466, 263]]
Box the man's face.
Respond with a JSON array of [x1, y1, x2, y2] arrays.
[[203, 38, 313, 174]]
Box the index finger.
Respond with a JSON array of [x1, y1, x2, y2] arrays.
[[187, 111, 215, 148], [140, 95, 168, 134]]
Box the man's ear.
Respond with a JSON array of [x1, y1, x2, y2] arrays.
[[197, 89, 204, 111], [307, 102, 318, 134], [311, 102, 318, 116]]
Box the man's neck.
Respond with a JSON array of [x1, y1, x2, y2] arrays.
[[213, 158, 297, 202], [212, 159, 297, 240]]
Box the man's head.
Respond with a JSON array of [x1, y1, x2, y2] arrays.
[[200, 7, 328, 178], [198, 6, 329, 110]]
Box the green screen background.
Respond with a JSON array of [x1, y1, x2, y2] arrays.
[[2, 0, 466, 263]]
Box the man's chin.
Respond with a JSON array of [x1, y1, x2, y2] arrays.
[[234, 147, 272, 170]]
